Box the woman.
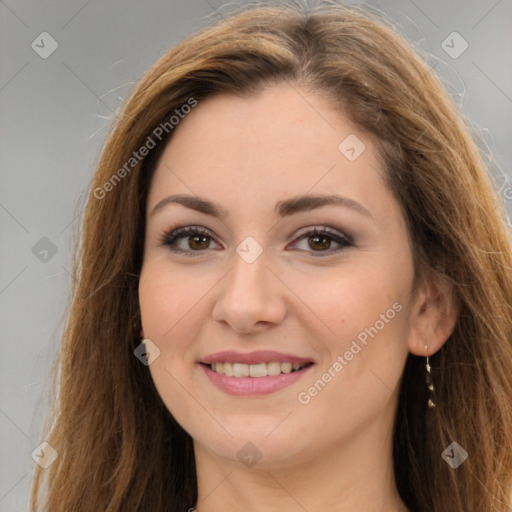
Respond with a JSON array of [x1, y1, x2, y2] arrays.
[[31, 2, 512, 511]]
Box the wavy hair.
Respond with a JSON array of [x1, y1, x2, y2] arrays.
[[31, 2, 512, 511]]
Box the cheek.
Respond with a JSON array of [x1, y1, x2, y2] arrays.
[[138, 262, 208, 427], [139, 269, 172, 340], [138, 259, 225, 388], [293, 268, 410, 432], [138, 259, 205, 339], [287, 255, 413, 414], [287, 256, 410, 343]]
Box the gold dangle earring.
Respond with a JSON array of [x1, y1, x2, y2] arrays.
[[425, 345, 436, 408]]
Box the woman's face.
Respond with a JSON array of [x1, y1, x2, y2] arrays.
[[139, 83, 419, 469]]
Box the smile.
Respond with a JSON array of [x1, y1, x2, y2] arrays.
[[200, 361, 314, 396], [209, 362, 310, 377]]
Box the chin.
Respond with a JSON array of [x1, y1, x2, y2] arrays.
[[190, 414, 313, 469]]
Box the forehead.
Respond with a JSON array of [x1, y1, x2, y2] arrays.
[[148, 84, 389, 217]]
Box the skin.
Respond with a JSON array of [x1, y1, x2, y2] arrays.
[[139, 83, 458, 512]]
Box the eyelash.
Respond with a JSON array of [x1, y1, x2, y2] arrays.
[[159, 225, 354, 257]]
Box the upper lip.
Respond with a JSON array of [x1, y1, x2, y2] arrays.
[[201, 350, 314, 365]]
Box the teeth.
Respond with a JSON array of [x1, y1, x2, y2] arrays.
[[249, 363, 267, 377], [266, 362, 281, 376], [209, 361, 308, 377], [281, 362, 292, 374], [233, 363, 249, 377]]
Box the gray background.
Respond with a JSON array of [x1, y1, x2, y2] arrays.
[[1, 0, 511, 509]]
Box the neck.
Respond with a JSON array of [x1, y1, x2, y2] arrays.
[[193, 417, 409, 512]]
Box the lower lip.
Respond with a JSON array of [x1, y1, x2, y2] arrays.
[[200, 363, 314, 396]]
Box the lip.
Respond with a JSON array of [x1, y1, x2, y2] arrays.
[[201, 350, 314, 365], [200, 362, 314, 396]]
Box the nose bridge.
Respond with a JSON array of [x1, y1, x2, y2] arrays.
[[211, 240, 286, 331], [226, 242, 270, 301]]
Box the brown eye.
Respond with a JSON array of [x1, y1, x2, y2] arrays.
[[161, 226, 221, 256], [292, 227, 353, 256], [188, 234, 211, 250], [308, 234, 333, 251]]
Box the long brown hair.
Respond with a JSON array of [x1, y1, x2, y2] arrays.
[[31, 2, 512, 511]]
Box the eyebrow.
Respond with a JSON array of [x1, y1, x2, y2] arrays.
[[150, 193, 373, 219]]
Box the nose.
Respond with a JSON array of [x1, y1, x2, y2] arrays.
[[211, 248, 287, 334]]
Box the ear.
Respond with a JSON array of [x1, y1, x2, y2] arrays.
[[140, 329, 145, 339], [407, 271, 460, 356]]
